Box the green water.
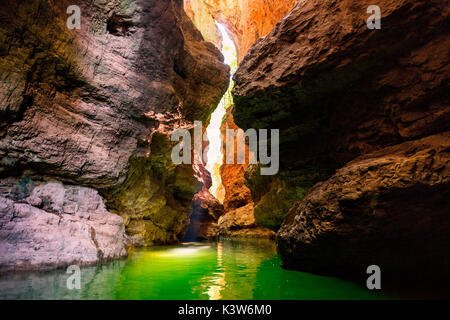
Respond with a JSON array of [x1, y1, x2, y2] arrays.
[[0, 239, 386, 300]]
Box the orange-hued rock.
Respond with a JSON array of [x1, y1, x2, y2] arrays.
[[217, 108, 275, 238], [219, 108, 253, 211], [218, 203, 275, 239], [184, 0, 296, 61], [183, 0, 293, 237], [184, 0, 222, 50], [233, 0, 450, 168]]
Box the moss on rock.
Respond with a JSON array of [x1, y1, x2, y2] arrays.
[[104, 133, 200, 246], [245, 163, 334, 232]]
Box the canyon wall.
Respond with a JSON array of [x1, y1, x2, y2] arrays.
[[184, 0, 297, 61], [0, 0, 229, 270], [184, 0, 296, 237], [218, 108, 274, 238], [233, 0, 450, 283]]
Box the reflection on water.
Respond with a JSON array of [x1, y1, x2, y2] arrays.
[[0, 239, 386, 300], [204, 241, 225, 300]]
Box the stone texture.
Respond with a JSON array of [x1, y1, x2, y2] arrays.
[[218, 203, 274, 239], [217, 108, 274, 238], [184, 0, 222, 50], [184, 0, 296, 237], [219, 108, 253, 212], [0, 0, 228, 186], [0, 260, 126, 299], [231, 0, 450, 283], [233, 0, 450, 170], [185, 0, 297, 61], [277, 133, 450, 281], [0, 0, 229, 254], [104, 133, 201, 246], [247, 171, 300, 232], [0, 181, 128, 273], [184, 187, 224, 241]]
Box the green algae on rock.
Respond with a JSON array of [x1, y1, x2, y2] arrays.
[[104, 133, 201, 246]]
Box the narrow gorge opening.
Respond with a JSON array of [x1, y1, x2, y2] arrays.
[[183, 22, 237, 242], [1, 0, 447, 301], [205, 22, 237, 203]]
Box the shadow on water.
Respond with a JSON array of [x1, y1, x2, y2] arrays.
[[0, 239, 388, 300]]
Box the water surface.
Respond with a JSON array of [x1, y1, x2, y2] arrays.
[[0, 239, 386, 300]]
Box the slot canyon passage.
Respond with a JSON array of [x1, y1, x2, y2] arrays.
[[0, 0, 449, 300]]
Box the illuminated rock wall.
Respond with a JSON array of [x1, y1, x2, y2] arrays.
[[184, 0, 297, 61]]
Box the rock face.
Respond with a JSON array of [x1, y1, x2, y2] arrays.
[[184, 0, 223, 50], [0, 0, 229, 268], [0, 181, 128, 272], [0, 0, 227, 186], [218, 203, 274, 239], [219, 109, 253, 212], [185, 0, 297, 62], [278, 133, 450, 281], [184, 0, 296, 236], [232, 0, 450, 283], [233, 0, 449, 168], [185, 0, 297, 238], [218, 108, 275, 238], [104, 134, 201, 246], [184, 187, 224, 241]]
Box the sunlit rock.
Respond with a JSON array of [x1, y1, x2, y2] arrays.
[[0, 181, 128, 272], [0, 0, 229, 259], [184, 0, 296, 61]]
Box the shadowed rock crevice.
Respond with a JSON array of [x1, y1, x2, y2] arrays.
[[103, 133, 201, 246]]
